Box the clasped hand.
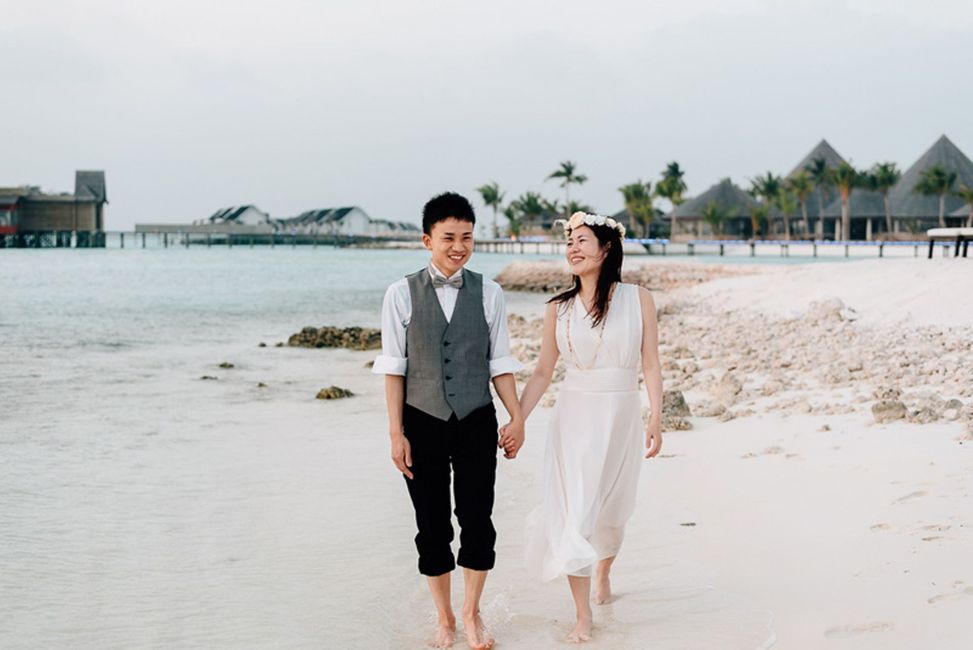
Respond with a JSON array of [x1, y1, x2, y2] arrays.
[[497, 420, 525, 459]]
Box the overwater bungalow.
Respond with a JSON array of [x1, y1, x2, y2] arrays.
[[0, 170, 107, 246]]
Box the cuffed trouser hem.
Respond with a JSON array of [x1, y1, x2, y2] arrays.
[[457, 550, 496, 572], [419, 555, 457, 577]]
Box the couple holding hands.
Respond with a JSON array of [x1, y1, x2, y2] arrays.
[[373, 192, 663, 647]]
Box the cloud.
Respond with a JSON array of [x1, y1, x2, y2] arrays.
[[1, 0, 971, 227]]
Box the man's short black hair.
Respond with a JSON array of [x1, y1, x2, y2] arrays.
[[422, 192, 476, 235]]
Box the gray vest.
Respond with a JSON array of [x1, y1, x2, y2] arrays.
[[405, 267, 493, 421]]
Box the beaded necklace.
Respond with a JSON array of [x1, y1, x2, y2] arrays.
[[565, 283, 616, 370]]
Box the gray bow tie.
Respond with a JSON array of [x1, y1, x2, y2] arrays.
[[431, 274, 463, 289]]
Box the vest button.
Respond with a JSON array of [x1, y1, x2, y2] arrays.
[[445, 376, 453, 381], [443, 341, 451, 346], [448, 393, 456, 397], [444, 359, 451, 363]]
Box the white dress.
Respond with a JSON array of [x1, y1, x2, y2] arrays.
[[526, 282, 645, 581]]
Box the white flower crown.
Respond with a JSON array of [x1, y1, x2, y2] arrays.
[[554, 211, 626, 238]]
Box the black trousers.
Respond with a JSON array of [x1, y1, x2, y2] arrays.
[[402, 402, 499, 576]]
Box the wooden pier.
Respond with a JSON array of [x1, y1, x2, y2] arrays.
[[0, 231, 966, 259]]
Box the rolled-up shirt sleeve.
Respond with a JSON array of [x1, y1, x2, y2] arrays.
[[372, 281, 409, 376], [485, 281, 524, 378]]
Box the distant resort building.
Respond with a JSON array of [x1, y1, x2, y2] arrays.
[[206, 205, 272, 227], [274, 206, 419, 236], [369, 218, 422, 237], [668, 135, 973, 241], [275, 206, 370, 235], [135, 204, 420, 238], [812, 135, 973, 239], [0, 171, 107, 241], [671, 178, 758, 239]]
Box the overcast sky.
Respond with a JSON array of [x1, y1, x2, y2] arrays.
[[2, 0, 971, 230]]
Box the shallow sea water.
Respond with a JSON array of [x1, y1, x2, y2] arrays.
[[1, 247, 775, 648]]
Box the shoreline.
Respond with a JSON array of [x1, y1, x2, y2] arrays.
[[5, 254, 972, 648], [311, 256, 972, 646]]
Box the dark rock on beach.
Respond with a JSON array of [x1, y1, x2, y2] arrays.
[[219, 362, 235, 369], [288, 326, 381, 351], [201, 375, 218, 380], [662, 390, 692, 417], [872, 400, 907, 423], [316, 386, 354, 400]]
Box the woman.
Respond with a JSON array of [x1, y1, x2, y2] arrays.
[[502, 211, 663, 643]]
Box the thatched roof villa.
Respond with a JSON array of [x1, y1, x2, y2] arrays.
[[670, 178, 757, 238], [668, 135, 973, 241]]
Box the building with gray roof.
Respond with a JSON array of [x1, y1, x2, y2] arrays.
[[787, 139, 846, 178], [671, 178, 757, 238], [887, 135, 973, 219], [0, 170, 107, 235], [276, 206, 372, 235], [786, 139, 844, 231], [817, 135, 973, 238]]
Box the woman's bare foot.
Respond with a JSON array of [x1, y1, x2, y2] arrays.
[[462, 611, 494, 649], [567, 612, 593, 644], [593, 569, 612, 605], [429, 620, 457, 648]]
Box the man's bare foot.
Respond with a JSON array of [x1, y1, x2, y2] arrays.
[[593, 569, 612, 605], [462, 611, 494, 649], [567, 613, 593, 644], [429, 621, 456, 648]]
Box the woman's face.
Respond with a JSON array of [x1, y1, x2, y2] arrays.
[[566, 225, 606, 276]]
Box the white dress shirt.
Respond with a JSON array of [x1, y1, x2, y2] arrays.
[[372, 264, 523, 377]]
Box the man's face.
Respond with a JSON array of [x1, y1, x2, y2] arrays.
[[423, 217, 474, 277]]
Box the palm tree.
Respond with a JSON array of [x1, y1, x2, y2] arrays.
[[476, 182, 505, 238], [805, 157, 834, 237], [869, 162, 901, 235], [700, 201, 733, 237], [546, 161, 588, 219], [956, 184, 973, 227], [565, 200, 594, 215], [915, 165, 959, 228], [512, 191, 545, 234], [748, 204, 770, 239], [774, 190, 798, 241], [750, 172, 782, 201], [503, 205, 521, 238], [786, 171, 814, 238], [655, 162, 688, 234], [832, 162, 865, 241], [541, 197, 562, 219], [619, 181, 654, 238], [749, 172, 783, 238]]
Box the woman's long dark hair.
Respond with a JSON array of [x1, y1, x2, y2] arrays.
[[549, 223, 623, 327]]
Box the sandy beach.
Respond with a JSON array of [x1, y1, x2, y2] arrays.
[[343, 256, 973, 648], [4, 253, 971, 649]]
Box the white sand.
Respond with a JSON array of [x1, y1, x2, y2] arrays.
[[329, 258, 973, 648], [687, 257, 973, 328], [326, 355, 972, 648]]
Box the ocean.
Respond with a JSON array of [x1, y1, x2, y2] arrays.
[[1, 247, 553, 649], [1, 247, 779, 648]]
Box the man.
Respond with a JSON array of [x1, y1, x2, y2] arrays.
[[372, 192, 525, 649]]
